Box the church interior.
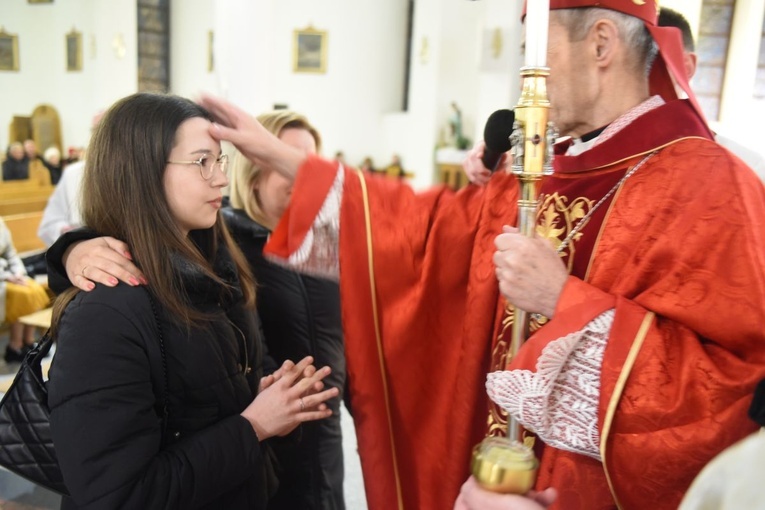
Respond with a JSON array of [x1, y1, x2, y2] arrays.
[[1, 0, 764, 507]]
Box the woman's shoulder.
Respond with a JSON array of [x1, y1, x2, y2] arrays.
[[67, 282, 152, 318]]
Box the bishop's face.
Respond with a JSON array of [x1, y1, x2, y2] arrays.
[[545, 13, 601, 139]]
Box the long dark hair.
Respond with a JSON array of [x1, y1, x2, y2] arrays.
[[52, 93, 255, 330]]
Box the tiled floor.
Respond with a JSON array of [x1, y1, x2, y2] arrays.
[[0, 328, 367, 509]]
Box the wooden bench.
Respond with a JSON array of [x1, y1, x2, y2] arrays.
[[0, 187, 54, 201], [3, 211, 46, 254], [0, 179, 42, 193], [0, 187, 54, 199], [18, 307, 53, 330], [0, 196, 51, 216], [0, 179, 55, 216]]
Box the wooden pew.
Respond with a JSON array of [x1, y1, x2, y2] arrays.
[[0, 187, 54, 199], [3, 211, 46, 254], [0, 179, 41, 193], [0, 186, 54, 201], [0, 196, 51, 216], [0, 177, 55, 216]]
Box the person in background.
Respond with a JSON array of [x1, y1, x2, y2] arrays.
[[383, 153, 406, 179], [38, 160, 84, 246], [223, 110, 347, 510], [23, 139, 39, 161], [38, 112, 104, 247], [359, 157, 375, 173], [25, 139, 52, 185], [0, 216, 50, 363], [64, 147, 83, 166], [2, 142, 29, 181], [333, 151, 346, 167], [42, 146, 64, 185], [657, 6, 765, 181], [47, 92, 338, 509]]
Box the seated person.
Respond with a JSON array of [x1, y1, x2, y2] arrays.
[[42, 146, 64, 185], [383, 153, 406, 179], [2, 142, 29, 181], [0, 217, 50, 363]]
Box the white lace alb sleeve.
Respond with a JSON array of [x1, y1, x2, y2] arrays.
[[486, 309, 615, 460], [267, 166, 344, 280]]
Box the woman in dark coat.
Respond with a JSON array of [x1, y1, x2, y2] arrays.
[[42, 146, 64, 184], [2, 142, 29, 181], [47, 93, 338, 510], [222, 110, 347, 510]]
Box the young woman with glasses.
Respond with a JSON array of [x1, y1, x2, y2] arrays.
[[47, 92, 338, 509]]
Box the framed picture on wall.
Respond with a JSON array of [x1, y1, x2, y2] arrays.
[[66, 28, 82, 71], [0, 28, 19, 71], [293, 26, 327, 74]]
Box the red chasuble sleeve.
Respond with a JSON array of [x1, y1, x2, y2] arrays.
[[266, 156, 521, 510], [509, 139, 765, 510]]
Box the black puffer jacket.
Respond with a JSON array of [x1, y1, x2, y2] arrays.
[[222, 206, 347, 510], [48, 243, 275, 509]]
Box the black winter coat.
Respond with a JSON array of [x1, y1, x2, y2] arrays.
[[48, 244, 274, 509], [222, 206, 347, 510]]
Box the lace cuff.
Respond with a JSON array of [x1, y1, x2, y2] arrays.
[[486, 309, 615, 460], [269, 166, 344, 280]]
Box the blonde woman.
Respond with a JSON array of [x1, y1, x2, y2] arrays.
[[222, 111, 347, 510]]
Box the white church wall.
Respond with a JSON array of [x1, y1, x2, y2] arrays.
[[0, 0, 136, 152]]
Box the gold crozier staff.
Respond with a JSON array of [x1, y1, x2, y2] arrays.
[[471, 0, 556, 494]]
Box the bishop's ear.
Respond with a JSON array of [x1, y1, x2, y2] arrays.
[[590, 18, 619, 66]]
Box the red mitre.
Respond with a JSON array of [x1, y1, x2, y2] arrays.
[[523, 0, 712, 137]]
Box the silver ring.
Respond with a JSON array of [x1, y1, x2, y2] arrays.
[[299, 398, 305, 412]]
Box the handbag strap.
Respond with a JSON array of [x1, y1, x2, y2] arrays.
[[142, 288, 169, 438]]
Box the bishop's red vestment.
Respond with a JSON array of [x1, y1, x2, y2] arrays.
[[265, 99, 765, 510]]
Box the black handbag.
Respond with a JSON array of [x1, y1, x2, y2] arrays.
[[0, 332, 67, 495], [0, 289, 168, 497]]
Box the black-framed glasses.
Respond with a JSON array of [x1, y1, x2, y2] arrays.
[[167, 153, 229, 180]]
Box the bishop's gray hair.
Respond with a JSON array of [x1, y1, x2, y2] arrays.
[[555, 8, 659, 78]]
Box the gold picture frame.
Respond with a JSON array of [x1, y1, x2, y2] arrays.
[[66, 28, 82, 72], [0, 28, 19, 72], [293, 26, 327, 74]]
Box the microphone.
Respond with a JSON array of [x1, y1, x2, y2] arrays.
[[481, 109, 515, 172]]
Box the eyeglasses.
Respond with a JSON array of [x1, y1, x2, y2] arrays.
[[167, 153, 229, 180]]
